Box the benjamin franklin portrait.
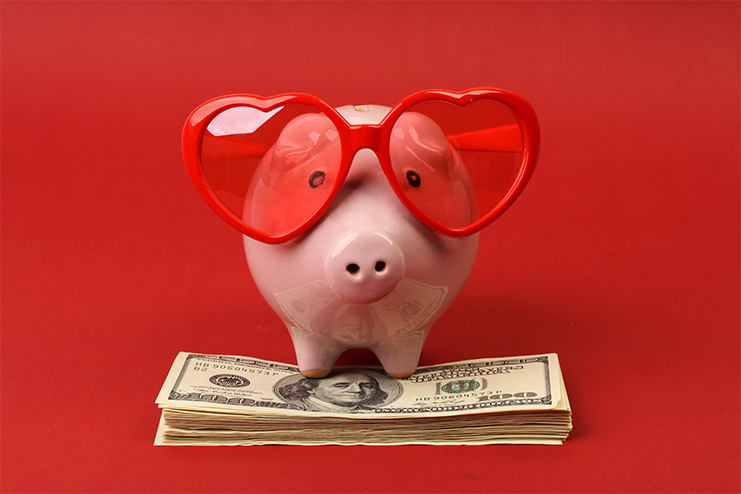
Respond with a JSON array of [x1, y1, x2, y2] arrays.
[[275, 369, 401, 413]]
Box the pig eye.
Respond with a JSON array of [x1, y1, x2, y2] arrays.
[[406, 170, 421, 188], [309, 170, 326, 188]]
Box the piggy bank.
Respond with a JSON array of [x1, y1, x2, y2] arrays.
[[182, 89, 539, 378]]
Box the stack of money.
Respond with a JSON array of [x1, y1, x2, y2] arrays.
[[155, 352, 572, 445]]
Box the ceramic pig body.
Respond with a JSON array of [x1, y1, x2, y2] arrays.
[[244, 105, 478, 378], [183, 89, 540, 379]]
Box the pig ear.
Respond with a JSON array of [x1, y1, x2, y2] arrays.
[[206, 106, 282, 136], [200, 106, 272, 160]]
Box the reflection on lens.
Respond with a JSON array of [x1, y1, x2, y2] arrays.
[[390, 99, 525, 230], [199, 104, 341, 238]]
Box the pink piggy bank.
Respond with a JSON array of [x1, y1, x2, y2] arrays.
[[183, 89, 539, 378]]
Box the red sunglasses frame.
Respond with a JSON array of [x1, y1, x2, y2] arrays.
[[182, 87, 540, 244]]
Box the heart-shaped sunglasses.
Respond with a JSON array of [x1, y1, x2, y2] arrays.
[[182, 88, 540, 244]]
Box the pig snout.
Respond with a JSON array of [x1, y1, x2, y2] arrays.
[[324, 227, 404, 305]]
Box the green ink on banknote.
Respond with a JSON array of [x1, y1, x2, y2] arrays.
[[441, 380, 481, 394]]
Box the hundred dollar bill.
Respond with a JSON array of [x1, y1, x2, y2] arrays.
[[156, 352, 569, 419]]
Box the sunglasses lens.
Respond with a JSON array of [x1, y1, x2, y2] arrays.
[[199, 104, 341, 237], [390, 98, 526, 230]]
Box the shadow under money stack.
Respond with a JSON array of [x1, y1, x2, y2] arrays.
[[155, 352, 572, 445]]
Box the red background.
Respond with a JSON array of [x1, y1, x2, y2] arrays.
[[2, 2, 739, 492]]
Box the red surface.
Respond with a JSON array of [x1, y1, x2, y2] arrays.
[[1, 2, 738, 492]]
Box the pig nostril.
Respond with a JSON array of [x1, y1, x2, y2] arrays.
[[325, 229, 405, 304]]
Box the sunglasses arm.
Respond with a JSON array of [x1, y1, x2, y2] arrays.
[[447, 123, 524, 152]]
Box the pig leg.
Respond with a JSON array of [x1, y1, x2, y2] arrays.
[[371, 327, 430, 378], [287, 327, 346, 378]]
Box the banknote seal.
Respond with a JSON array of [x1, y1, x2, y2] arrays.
[[209, 374, 250, 388]]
